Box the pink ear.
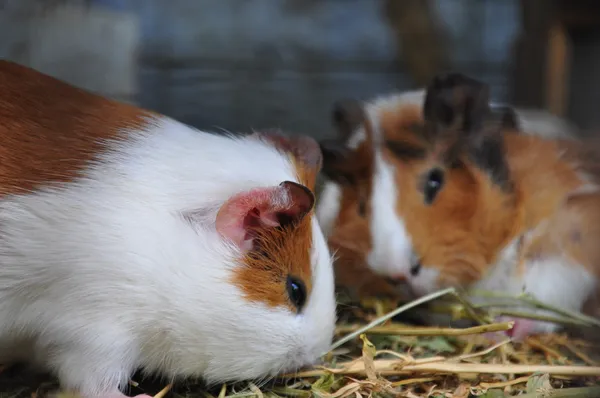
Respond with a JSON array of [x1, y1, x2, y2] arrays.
[[215, 181, 315, 252]]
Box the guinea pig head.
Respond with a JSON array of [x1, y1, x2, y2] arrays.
[[319, 94, 429, 287], [209, 131, 336, 378], [385, 73, 521, 296]]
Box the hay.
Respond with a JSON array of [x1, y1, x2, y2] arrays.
[[189, 288, 600, 398], [2, 288, 600, 397]]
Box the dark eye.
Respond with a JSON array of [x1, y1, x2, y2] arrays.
[[410, 261, 421, 276], [286, 275, 307, 311], [423, 168, 445, 205], [410, 252, 421, 276]]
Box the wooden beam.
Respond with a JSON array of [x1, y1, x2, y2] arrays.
[[559, 0, 600, 27], [510, 0, 556, 109], [546, 21, 571, 117], [383, 0, 450, 87]]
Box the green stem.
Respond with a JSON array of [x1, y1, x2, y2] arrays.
[[452, 289, 491, 325], [326, 287, 456, 354], [518, 293, 600, 328], [469, 290, 600, 328], [473, 301, 526, 309]]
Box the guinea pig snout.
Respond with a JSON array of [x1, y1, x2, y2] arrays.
[[373, 249, 424, 296], [368, 242, 421, 281]]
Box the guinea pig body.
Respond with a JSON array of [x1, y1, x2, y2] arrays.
[[317, 87, 579, 296], [0, 61, 336, 398], [371, 73, 599, 339]]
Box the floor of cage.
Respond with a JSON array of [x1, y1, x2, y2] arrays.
[[2, 295, 600, 398]]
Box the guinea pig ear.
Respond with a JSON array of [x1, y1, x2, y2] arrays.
[[492, 105, 520, 130], [319, 139, 357, 184], [215, 181, 315, 252], [332, 98, 365, 140], [423, 72, 491, 139], [424, 72, 512, 189]]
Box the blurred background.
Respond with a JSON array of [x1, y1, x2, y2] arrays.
[[1, 0, 599, 140]]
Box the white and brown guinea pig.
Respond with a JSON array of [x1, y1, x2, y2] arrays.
[[336, 72, 600, 340], [0, 61, 336, 398], [316, 85, 579, 299]]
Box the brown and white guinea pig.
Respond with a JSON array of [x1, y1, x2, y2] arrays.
[[316, 85, 579, 297], [332, 72, 600, 340], [0, 61, 336, 398]]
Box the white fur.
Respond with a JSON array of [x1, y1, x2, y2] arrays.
[[495, 106, 578, 140], [315, 182, 341, 238], [471, 238, 523, 296], [368, 149, 415, 277], [0, 117, 337, 397]]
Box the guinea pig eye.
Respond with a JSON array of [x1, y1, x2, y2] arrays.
[[410, 261, 421, 276], [409, 252, 421, 276], [423, 168, 445, 205], [286, 275, 307, 311]]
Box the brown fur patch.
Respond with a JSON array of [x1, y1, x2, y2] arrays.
[[0, 61, 155, 197], [379, 104, 424, 145], [333, 142, 374, 222], [233, 216, 314, 312], [518, 146, 600, 279]]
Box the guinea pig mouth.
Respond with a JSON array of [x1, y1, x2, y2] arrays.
[[384, 277, 426, 301], [383, 276, 415, 296]]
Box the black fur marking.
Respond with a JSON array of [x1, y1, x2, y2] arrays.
[[331, 98, 365, 141], [423, 72, 491, 134], [319, 139, 357, 185], [467, 129, 513, 191], [492, 105, 520, 130], [385, 140, 427, 160]]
